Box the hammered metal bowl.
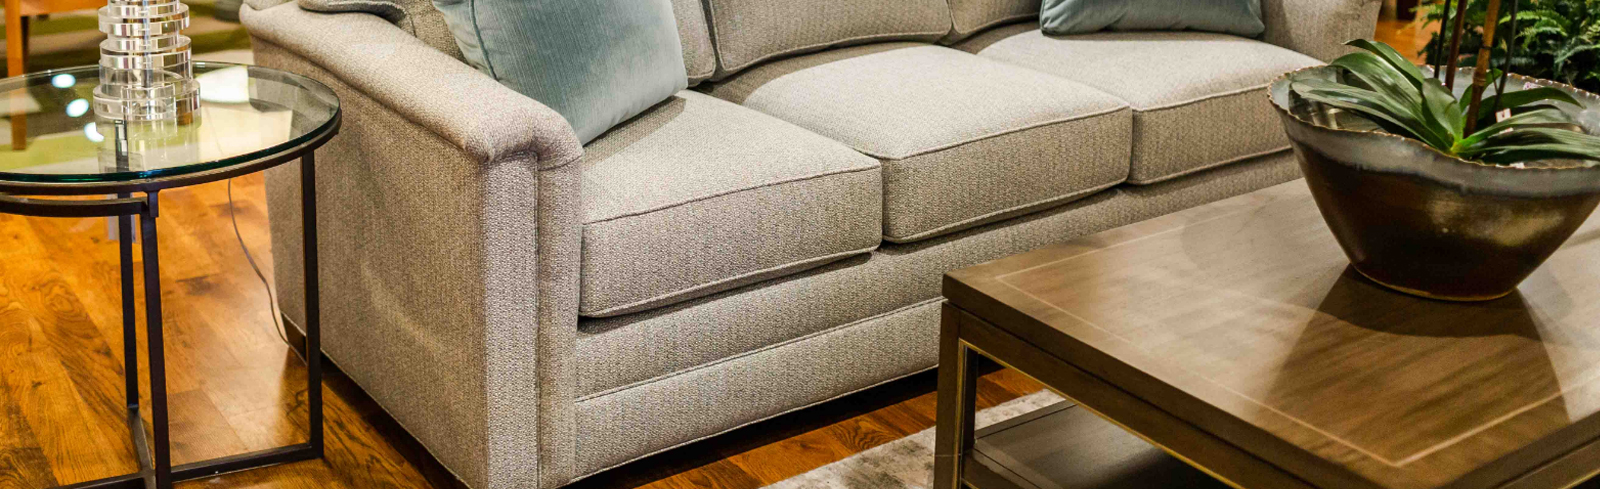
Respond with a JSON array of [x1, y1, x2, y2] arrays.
[[1271, 66, 1600, 301]]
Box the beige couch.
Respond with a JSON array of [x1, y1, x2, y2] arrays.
[[240, 0, 1381, 487]]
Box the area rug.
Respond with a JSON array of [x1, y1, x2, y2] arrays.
[[765, 389, 1065, 489]]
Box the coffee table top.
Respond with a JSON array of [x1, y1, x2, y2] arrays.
[[944, 181, 1600, 489], [0, 62, 338, 192]]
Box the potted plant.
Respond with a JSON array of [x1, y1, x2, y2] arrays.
[[1270, 0, 1600, 301]]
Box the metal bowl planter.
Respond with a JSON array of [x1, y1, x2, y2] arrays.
[[1271, 66, 1600, 301]]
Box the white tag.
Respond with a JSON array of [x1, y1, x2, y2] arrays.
[[1496, 108, 1513, 122]]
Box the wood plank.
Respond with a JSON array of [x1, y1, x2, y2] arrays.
[[0, 219, 137, 485], [952, 306, 1318, 489], [0, 449, 58, 489], [945, 182, 1600, 489]]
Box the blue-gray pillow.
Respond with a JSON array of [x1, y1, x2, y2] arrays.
[[431, 0, 688, 144], [1040, 0, 1264, 37]]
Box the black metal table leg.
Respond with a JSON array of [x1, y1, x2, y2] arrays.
[[139, 191, 171, 489], [115, 196, 153, 488], [42, 178, 324, 489], [301, 153, 323, 456], [117, 198, 136, 413], [3, 131, 335, 489]]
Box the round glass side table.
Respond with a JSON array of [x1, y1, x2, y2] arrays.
[[0, 62, 340, 489]]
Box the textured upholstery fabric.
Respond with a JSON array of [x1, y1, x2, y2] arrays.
[[581, 91, 882, 317], [243, 0, 289, 11], [244, 4, 582, 166], [955, 25, 1319, 184], [574, 152, 1303, 475], [578, 152, 1297, 399], [431, 0, 687, 144], [706, 44, 1132, 243], [245, 4, 583, 488], [672, 0, 715, 84], [1261, 0, 1382, 62], [297, 0, 715, 80], [578, 300, 943, 475], [943, 0, 1040, 43], [703, 0, 951, 79], [293, 0, 462, 59], [1040, 0, 1265, 37]]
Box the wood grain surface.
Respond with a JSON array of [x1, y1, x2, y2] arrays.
[[946, 182, 1600, 489]]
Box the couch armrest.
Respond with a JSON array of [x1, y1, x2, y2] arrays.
[[243, 2, 582, 167], [242, 4, 583, 489], [1261, 0, 1384, 62]]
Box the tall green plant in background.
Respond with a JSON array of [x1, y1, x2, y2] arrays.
[[1419, 0, 1600, 92]]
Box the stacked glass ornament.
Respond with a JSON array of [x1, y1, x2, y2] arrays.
[[93, 0, 199, 124]]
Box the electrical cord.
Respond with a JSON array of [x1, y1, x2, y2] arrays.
[[227, 178, 302, 360]]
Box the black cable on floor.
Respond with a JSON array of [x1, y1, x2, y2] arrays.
[[227, 178, 301, 361]]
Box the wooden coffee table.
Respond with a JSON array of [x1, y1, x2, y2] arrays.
[[935, 181, 1600, 489]]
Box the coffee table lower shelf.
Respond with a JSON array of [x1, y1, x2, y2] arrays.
[[967, 401, 1230, 489]]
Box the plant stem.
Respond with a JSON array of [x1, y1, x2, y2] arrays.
[[1494, 0, 1520, 115], [1444, 0, 1473, 86], [1466, 0, 1505, 135], [1434, 0, 1455, 78]]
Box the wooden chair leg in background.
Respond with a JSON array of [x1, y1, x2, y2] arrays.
[[6, 1, 27, 150]]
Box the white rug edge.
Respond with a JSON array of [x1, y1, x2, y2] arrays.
[[762, 389, 1066, 489]]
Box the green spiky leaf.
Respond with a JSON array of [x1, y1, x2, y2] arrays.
[[1289, 40, 1599, 165]]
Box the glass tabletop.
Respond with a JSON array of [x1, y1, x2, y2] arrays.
[[0, 62, 339, 185]]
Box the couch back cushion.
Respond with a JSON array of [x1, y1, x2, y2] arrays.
[[299, 0, 464, 59], [704, 0, 952, 79], [430, 0, 688, 143], [297, 0, 715, 85], [943, 0, 1041, 42], [673, 0, 716, 84], [1040, 0, 1265, 37]]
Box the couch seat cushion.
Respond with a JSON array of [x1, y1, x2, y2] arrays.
[[955, 24, 1320, 184], [706, 43, 1132, 243], [581, 91, 883, 317]]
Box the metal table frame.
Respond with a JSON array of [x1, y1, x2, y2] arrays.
[[0, 114, 340, 489]]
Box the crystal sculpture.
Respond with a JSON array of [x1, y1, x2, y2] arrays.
[[93, 0, 198, 124]]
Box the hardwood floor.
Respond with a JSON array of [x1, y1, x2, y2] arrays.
[[1376, 18, 1438, 63], [0, 20, 1427, 489], [0, 175, 456, 488]]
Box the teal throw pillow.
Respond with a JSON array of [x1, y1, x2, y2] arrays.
[[1040, 0, 1265, 37], [432, 0, 688, 144]]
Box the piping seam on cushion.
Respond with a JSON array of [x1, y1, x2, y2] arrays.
[[1126, 145, 1292, 185], [579, 244, 879, 318], [884, 178, 1124, 243], [1134, 83, 1272, 113], [859, 104, 1131, 161], [572, 364, 938, 480], [948, 12, 1037, 40], [583, 164, 879, 225], [716, 30, 951, 76], [577, 297, 944, 401]]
